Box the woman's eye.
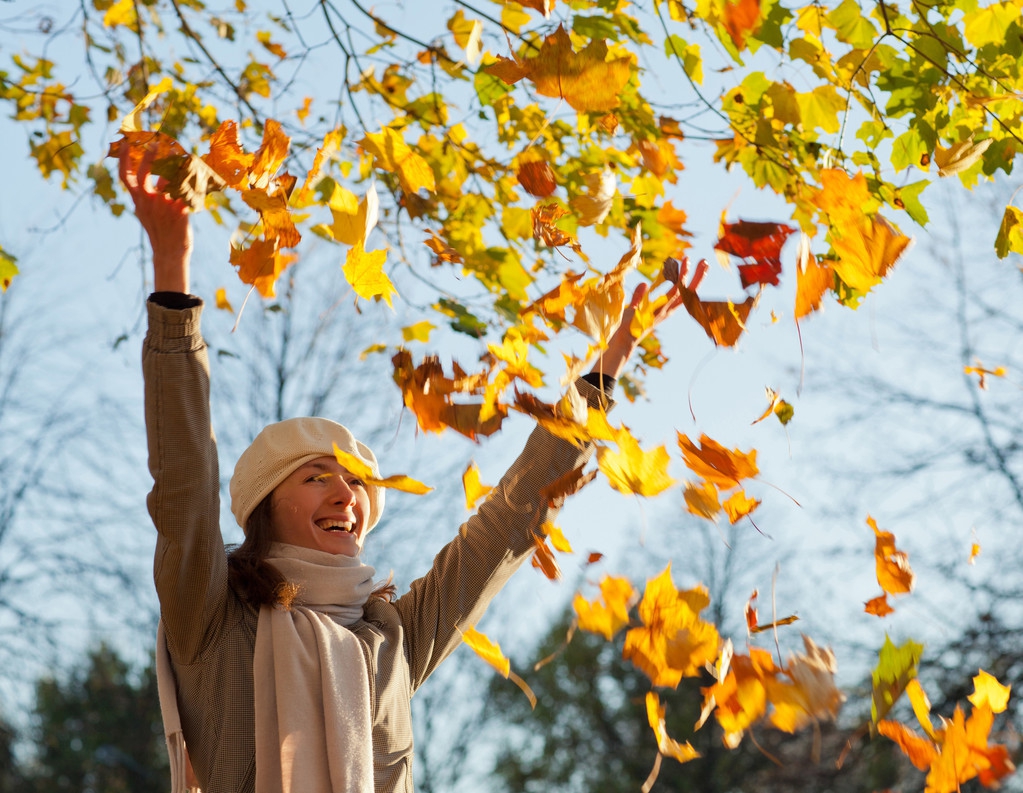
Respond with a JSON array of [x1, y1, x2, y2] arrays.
[[308, 473, 332, 483], [347, 478, 365, 488]]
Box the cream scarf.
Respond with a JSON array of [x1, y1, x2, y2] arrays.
[[157, 542, 377, 793]]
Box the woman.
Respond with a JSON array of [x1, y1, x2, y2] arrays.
[[122, 145, 682, 793]]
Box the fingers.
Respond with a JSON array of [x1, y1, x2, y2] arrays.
[[629, 282, 649, 309]]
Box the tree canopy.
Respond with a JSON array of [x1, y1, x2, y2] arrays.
[[1, 0, 1021, 788]]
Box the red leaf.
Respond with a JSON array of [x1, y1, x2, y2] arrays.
[[715, 220, 796, 289]]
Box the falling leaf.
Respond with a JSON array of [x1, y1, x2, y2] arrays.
[[333, 445, 433, 494], [544, 522, 573, 553], [624, 567, 720, 687], [646, 692, 701, 763], [229, 238, 295, 298], [751, 387, 793, 426], [678, 434, 758, 490], [203, 120, 254, 188], [795, 235, 833, 319], [570, 167, 616, 226], [679, 288, 756, 347], [871, 636, 924, 724], [869, 515, 915, 596], [702, 647, 774, 747], [539, 464, 598, 507], [485, 25, 632, 113], [598, 430, 676, 497], [877, 719, 938, 771], [964, 360, 1006, 390], [968, 670, 1011, 714], [401, 321, 435, 343], [714, 218, 795, 289], [424, 228, 464, 265], [744, 590, 798, 634], [865, 594, 894, 617], [361, 127, 436, 195], [0, 246, 19, 291], [462, 461, 493, 509], [214, 287, 234, 313], [722, 0, 762, 49], [684, 480, 721, 519], [119, 76, 174, 133], [462, 626, 510, 677], [767, 636, 844, 733], [517, 159, 558, 197], [114, 130, 226, 213], [574, 574, 636, 640], [343, 242, 397, 307], [531, 535, 561, 580]]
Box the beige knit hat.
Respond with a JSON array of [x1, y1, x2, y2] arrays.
[[229, 417, 385, 534]]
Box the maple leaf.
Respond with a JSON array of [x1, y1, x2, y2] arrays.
[[114, 130, 226, 213], [721, 0, 762, 49], [684, 480, 721, 520], [462, 461, 492, 510], [794, 235, 834, 319], [751, 387, 794, 426], [767, 636, 844, 733], [214, 287, 233, 313], [597, 430, 675, 497], [462, 626, 510, 677], [360, 126, 436, 194], [624, 567, 720, 687], [570, 167, 616, 226], [229, 238, 296, 298], [679, 287, 756, 347], [249, 119, 292, 190], [531, 535, 561, 580], [343, 242, 397, 307], [869, 515, 915, 596], [424, 228, 463, 265], [485, 25, 632, 113], [0, 246, 19, 291], [539, 463, 598, 507], [203, 120, 254, 189], [516, 160, 558, 198], [329, 183, 379, 247], [864, 593, 894, 617], [646, 693, 700, 764], [714, 218, 795, 289], [702, 647, 775, 748], [968, 670, 1011, 714], [678, 433, 758, 490], [242, 187, 300, 248], [544, 522, 573, 553], [531, 203, 582, 255], [332, 445, 433, 494], [574, 574, 636, 640]]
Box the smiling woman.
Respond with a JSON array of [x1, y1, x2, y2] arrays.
[[124, 137, 683, 793]]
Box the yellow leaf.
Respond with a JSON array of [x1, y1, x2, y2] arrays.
[[462, 461, 493, 510], [119, 77, 174, 133], [722, 490, 759, 523], [545, 523, 573, 553], [646, 693, 701, 764], [329, 183, 379, 247], [360, 127, 436, 194], [869, 515, 915, 596], [573, 575, 636, 640], [597, 431, 675, 497], [969, 670, 1011, 714], [401, 321, 435, 343], [570, 167, 616, 226], [684, 480, 721, 519], [462, 627, 510, 677], [103, 0, 137, 29], [333, 444, 432, 494], [343, 242, 397, 307], [214, 287, 234, 313]]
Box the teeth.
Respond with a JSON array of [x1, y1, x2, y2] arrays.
[[318, 520, 354, 533]]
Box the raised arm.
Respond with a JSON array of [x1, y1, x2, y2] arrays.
[[122, 144, 228, 664]]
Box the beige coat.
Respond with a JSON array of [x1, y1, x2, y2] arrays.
[[143, 297, 607, 793]]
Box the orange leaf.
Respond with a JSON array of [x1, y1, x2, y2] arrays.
[[531, 535, 561, 580], [679, 288, 756, 347], [229, 238, 295, 298], [684, 480, 721, 520], [249, 119, 291, 189], [722, 0, 762, 49], [722, 490, 759, 523], [517, 160, 557, 197], [531, 203, 582, 255], [485, 25, 632, 113], [877, 719, 938, 771], [538, 463, 598, 507], [795, 235, 833, 319], [424, 228, 463, 265], [678, 433, 759, 489], [703, 648, 775, 747], [869, 515, 915, 596], [767, 636, 844, 733], [203, 120, 254, 188], [242, 187, 301, 248], [864, 593, 895, 617]]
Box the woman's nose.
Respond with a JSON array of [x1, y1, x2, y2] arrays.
[[330, 476, 356, 505]]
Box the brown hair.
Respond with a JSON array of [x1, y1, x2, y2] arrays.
[[227, 494, 396, 610]]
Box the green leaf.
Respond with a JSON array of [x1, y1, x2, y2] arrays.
[[963, 2, 1019, 48], [435, 298, 488, 337], [890, 128, 929, 172], [870, 635, 924, 725], [995, 205, 1023, 259], [895, 180, 929, 226], [473, 69, 511, 108], [664, 35, 703, 85], [794, 85, 843, 134], [827, 0, 878, 49]]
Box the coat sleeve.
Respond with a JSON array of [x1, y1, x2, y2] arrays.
[[143, 297, 228, 665], [393, 377, 612, 692]]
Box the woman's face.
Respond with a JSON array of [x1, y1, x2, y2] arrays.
[[270, 456, 371, 556]]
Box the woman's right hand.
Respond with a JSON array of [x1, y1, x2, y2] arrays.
[[118, 142, 193, 294]]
